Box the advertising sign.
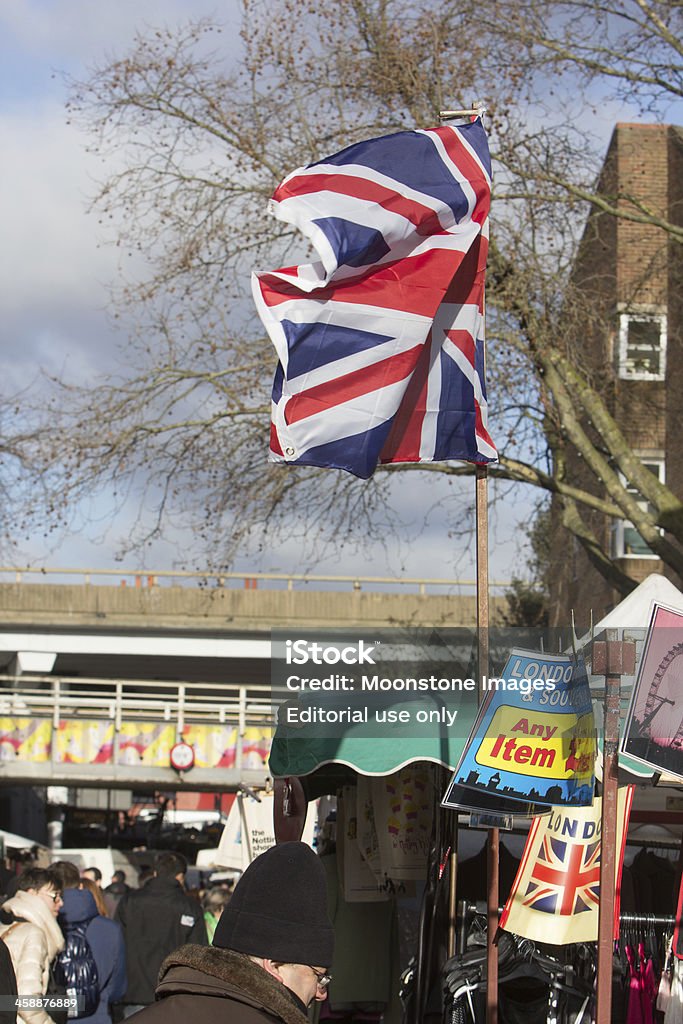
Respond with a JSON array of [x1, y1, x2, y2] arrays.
[[443, 650, 595, 811], [217, 791, 316, 871]]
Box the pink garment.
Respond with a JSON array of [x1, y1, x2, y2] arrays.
[[625, 943, 657, 1024], [626, 944, 642, 1024], [641, 943, 658, 1024], [643, 946, 659, 1019]]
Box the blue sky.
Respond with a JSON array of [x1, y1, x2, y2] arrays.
[[1, 0, 669, 587]]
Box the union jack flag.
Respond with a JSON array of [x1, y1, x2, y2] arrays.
[[499, 790, 633, 945], [521, 835, 601, 916], [252, 119, 497, 479]]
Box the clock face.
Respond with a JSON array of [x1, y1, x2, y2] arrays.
[[170, 741, 195, 771]]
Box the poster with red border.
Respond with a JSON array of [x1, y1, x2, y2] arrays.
[[500, 787, 633, 944]]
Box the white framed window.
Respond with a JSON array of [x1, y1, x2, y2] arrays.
[[617, 312, 667, 380], [612, 457, 665, 559]]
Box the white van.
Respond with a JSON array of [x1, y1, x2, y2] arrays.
[[50, 848, 141, 888]]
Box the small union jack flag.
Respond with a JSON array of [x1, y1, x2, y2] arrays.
[[252, 119, 497, 479], [500, 792, 633, 945], [521, 835, 601, 916]]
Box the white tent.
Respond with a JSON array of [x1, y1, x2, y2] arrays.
[[594, 573, 683, 631], [0, 828, 48, 852]]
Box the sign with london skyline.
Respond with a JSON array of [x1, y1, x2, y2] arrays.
[[442, 650, 596, 811]]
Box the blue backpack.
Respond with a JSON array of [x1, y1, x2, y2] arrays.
[[54, 922, 99, 1019]]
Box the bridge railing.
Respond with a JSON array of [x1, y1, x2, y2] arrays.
[[0, 566, 511, 595], [0, 675, 276, 784], [0, 675, 276, 732]]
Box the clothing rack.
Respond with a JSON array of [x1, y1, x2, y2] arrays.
[[625, 838, 682, 851], [619, 913, 675, 928], [470, 828, 683, 852], [458, 904, 677, 931]]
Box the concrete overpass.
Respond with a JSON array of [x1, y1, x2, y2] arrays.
[[0, 569, 509, 792], [0, 567, 508, 632]]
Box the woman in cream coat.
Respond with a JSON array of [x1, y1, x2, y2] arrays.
[[0, 867, 65, 1024]]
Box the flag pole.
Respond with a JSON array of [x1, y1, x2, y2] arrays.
[[438, 100, 492, 980], [476, 464, 498, 1024], [593, 633, 635, 1024]]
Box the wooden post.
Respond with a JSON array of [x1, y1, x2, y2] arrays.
[[476, 465, 497, 1024], [592, 631, 636, 1024]]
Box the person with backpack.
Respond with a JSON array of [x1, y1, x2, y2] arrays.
[[0, 867, 65, 1024], [50, 863, 126, 1024]]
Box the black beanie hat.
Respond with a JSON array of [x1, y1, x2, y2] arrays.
[[212, 842, 334, 966]]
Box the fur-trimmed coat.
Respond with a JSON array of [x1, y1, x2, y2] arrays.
[[126, 946, 309, 1024], [0, 890, 65, 1024]]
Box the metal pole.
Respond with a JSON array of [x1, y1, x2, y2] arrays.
[[457, 899, 469, 955], [593, 632, 635, 1024], [447, 801, 459, 957], [476, 465, 497, 1024]]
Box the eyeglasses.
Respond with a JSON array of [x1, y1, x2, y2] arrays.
[[46, 891, 63, 903], [309, 967, 332, 991]]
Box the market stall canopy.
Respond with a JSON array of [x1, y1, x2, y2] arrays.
[[269, 730, 469, 783], [269, 630, 480, 782]]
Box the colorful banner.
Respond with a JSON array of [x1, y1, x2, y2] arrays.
[[500, 788, 633, 945], [0, 718, 52, 762], [0, 716, 272, 770], [621, 604, 683, 781], [117, 722, 176, 765], [241, 727, 273, 770], [443, 651, 596, 811], [56, 721, 114, 763]]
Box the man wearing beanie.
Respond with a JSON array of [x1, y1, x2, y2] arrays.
[[125, 842, 334, 1024]]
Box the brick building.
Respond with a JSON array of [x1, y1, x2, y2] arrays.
[[548, 123, 683, 627]]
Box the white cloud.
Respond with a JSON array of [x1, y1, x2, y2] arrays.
[[0, 0, 244, 381], [0, 0, 539, 581], [0, 0, 235, 64], [0, 101, 118, 313]]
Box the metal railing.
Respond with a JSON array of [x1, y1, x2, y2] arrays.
[[0, 566, 512, 595], [0, 675, 276, 733]]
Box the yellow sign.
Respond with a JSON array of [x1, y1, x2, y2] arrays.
[[474, 707, 594, 780]]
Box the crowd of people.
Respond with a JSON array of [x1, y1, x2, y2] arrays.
[[0, 850, 235, 1024], [0, 844, 334, 1024]]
